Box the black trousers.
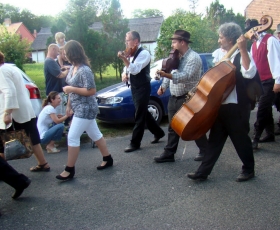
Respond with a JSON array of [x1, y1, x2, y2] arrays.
[[196, 103, 254, 176], [254, 79, 275, 139], [0, 157, 28, 190], [164, 95, 208, 154], [130, 82, 164, 147]]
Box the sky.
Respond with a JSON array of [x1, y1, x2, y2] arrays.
[[1, 0, 253, 18]]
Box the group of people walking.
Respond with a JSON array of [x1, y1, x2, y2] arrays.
[[1, 18, 280, 205]]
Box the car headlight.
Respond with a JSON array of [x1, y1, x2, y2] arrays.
[[105, 97, 123, 104]]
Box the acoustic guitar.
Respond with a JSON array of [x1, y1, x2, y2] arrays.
[[170, 15, 273, 141]]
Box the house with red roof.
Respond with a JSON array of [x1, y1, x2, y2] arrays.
[[2, 18, 34, 43]]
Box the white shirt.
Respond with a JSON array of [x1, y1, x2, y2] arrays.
[[250, 32, 280, 84], [212, 48, 227, 64], [212, 50, 257, 104], [37, 105, 57, 139], [122, 45, 151, 83], [0, 65, 35, 129]]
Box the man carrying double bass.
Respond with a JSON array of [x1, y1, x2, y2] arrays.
[[153, 30, 208, 163], [187, 22, 257, 182]]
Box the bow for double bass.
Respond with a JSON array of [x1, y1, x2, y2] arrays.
[[170, 15, 273, 141]]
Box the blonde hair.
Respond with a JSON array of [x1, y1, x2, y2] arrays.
[[55, 32, 66, 43], [48, 43, 59, 51]]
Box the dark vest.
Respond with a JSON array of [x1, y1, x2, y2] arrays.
[[233, 52, 263, 109], [130, 47, 151, 88], [252, 34, 273, 81]]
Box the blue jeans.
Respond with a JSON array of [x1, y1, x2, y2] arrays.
[[41, 123, 64, 144]]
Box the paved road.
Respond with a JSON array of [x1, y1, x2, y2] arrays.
[[1, 108, 280, 230]]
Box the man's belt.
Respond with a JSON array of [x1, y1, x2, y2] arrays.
[[171, 94, 187, 99]]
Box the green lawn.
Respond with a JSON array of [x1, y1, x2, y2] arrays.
[[23, 63, 134, 140], [23, 63, 121, 99]]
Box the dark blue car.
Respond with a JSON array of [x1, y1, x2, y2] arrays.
[[96, 53, 214, 124]]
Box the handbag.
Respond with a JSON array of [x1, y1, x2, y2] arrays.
[[4, 139, 27, 161], [0, 125, 33, 161]]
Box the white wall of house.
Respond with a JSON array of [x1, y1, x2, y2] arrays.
[[31, 51, 45, 63]]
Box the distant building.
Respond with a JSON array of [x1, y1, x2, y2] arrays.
[[1, 18, 34, 43], [89, 16, 164, 61], [31, 27, 52, 63], [245, 0, 280, 30]]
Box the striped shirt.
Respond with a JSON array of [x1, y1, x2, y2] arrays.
[[161, 48, 202, 96]]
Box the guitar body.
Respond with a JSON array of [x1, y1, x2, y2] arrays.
[[171, 61, 236, 141]]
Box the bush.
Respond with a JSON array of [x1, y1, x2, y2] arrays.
[[0, 25, 31, 70]]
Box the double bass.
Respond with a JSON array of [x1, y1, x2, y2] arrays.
[[170, 15, 273, 141]]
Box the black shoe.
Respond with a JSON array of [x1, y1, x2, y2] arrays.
[[154, 152, 175, 163], [56, 166, 75, 180], [194, 153, 204, 161], [187, 172, 208, 181], [12, 178, 31, 199], [124, 144, 140, 152], [97, 155, 113, 170], [259, 135, 275, 143], [151, 132, 165, 144], [252, 140, 258, 150], [236, 171, 255, 182]]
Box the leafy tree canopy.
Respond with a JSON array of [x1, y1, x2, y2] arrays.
[[101, 0, 129, 78], [0, 3, 54, 33], [131, 9, 163, 18], [205, 0, 245, 32], [155, 10, 217, 60]]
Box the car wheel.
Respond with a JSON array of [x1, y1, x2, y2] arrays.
[[148, 100, 163, 124]]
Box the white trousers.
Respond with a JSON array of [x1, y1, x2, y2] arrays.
[[68, 117, 103, 147]]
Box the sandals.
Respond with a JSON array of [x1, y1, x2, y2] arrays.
[[46, 147, 61, 153], [30, 162, 50, 172]]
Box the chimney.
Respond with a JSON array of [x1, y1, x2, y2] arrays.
[[4, 18, 11, 27], [33, 29, 37, 38]]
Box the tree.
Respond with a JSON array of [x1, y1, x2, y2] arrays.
[[0, 3, 55, 34], [131, 9, 163, 18], [155, 10, 217, 60], [101, 0, 129, 79], [60, 0, 99, 28], [0, 3, 21, 22], [60, 0, 101, 47], [51, 18, 67, 35], [0, 25, 31, 70], [0, 3, 4, 18], [85, 30, 111, 79], [188, 0, 199, 14], [205, 0, 246, 33]]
